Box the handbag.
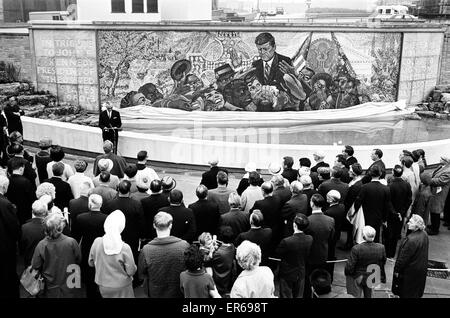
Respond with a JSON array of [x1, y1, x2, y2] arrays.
[[20, 266, 45, 296]]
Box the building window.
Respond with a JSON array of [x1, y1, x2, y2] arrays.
[[132, 0, 144, 13], [147, 0, 158, 13], [111, 0, 125, 13]]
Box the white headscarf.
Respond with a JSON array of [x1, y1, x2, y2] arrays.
[[103, 210, 126, 255]]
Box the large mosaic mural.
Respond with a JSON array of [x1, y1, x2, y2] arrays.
[[98, 30, 401, 112]]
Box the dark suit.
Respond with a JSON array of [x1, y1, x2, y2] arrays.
[[35, 150, 52, 184], [159, 205, 196, 243], [7, 174, 36, 225], [74, 211, 107, 298], [68, 195, 89, 233], [325, 203, 346, 251], [276, 232, 313, 298], [235, 227, 273, 266], [273, 186, 292, 207], [45, 177, 74, 211], [318, 178, 349, 205], [340, 167, 352, 184], [200, 166, 228, 190], [219, 208, 250, 242], [305, 212, 335, 266], [0, 113, 8, 165], [366, 160, 386, 179], [304, 211, 335, 298], [99, 109, 121, 153], [355, 181, 393, 243], [303, 188, 318, 216], [386, 177, 412, 257], [344, 180, 363, 212], [280, 193, 308, 238], [7, 156, 37, 190], [102, 196, 145, 263], [311, 161, 329, 173], [251, 196, 282, 243], [189, 199, 220, 238], [4, 103, 23, 135], [325, 203, 346, 279], [0, 194, 20, 298], [346, 156, 358, 167], [252, 52, 292, 92], [282, 168, 298, 184], [20, 218, 45, 267], [141, 193, 170, 240]]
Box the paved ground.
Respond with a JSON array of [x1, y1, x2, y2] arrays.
[[17, 146, 450, 298]]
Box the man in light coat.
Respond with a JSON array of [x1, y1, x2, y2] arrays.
[[421, 156, 450, 235]]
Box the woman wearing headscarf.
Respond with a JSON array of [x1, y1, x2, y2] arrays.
[[392, 214, 429, 298], [89, 210, 137, 298], [31, 211, 81, 298]]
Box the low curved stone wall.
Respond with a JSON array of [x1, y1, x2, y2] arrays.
[[23, 116, 450, 170]]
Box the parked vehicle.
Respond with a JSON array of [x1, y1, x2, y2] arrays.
[[28, 11, 70, 21], [369, 5, 419, 21]]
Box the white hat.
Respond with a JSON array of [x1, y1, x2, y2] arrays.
[[298, 166, 311, 176], [208, 158, 219, 166], [245, 162, 257, 172], [313, 150, 326, 158], [327, 190, 341, 201], [98, 158, 113, 172], [136, 174, 150, 190], [268, 162, 282, 175]]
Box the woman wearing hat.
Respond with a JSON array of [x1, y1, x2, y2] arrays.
[[89, 210, 137, 298]]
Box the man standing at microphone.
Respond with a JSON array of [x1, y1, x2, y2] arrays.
[[99, 102, 122, 154]]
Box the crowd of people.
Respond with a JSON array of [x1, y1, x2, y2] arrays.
[[0, 131, 447, 299]]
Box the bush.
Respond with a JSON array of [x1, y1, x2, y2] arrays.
[[0, 61, 21, 83]]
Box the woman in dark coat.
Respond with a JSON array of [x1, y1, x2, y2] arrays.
[[32, 211, 82, 298], [393, 214, 429, 298]]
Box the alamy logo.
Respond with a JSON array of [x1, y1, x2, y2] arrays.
[[66, 264, 81, 289], [366, 264, 381, 288]]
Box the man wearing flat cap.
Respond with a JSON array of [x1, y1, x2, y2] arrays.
[[421, 155, 450, 235]]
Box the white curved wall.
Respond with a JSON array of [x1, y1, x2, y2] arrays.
[[23, 116, 450, 169]]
